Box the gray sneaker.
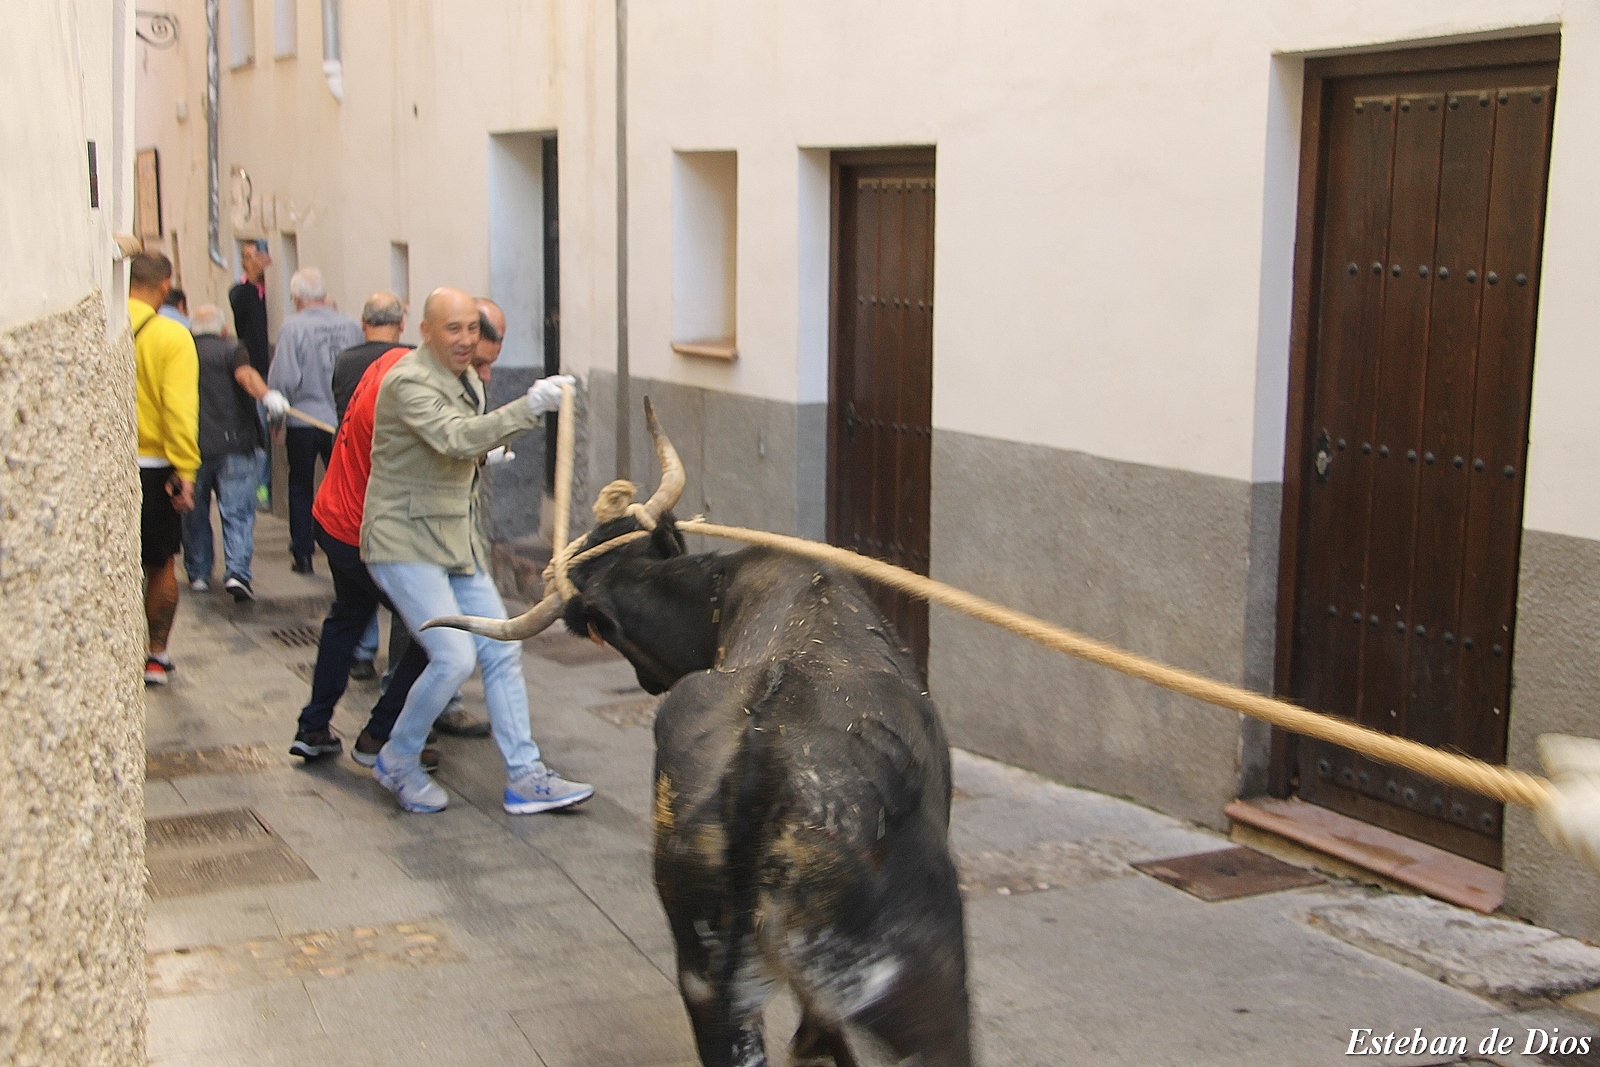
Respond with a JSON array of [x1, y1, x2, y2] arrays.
[[503, 762, 594, 814], [375, 748, 449, 813]]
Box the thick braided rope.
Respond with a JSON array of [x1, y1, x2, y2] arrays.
[[672, 519, 1558, 813], [543, 384, 581, 600]]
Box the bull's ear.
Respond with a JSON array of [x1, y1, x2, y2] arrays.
[[654, 513, 688, 556]]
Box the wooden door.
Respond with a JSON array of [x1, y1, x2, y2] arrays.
[[828, 150, 936, 676], [1282, 45, 1557, 867]]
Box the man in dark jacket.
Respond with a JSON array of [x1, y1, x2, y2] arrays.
[[333, 291, 411, 422], [229, 238, 274, 511], [181, 304, 289, 601]]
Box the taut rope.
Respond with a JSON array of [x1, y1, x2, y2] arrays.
[[500, 389, 1600, 868]]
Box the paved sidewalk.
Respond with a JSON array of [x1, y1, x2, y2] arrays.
[[144, 517, 1597, 1066]]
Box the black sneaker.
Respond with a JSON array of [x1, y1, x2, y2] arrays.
[[290, 728, 343, 759], [292, 556, 314, 574], [348, 658, 376, 681], [352, 729, 439, 773], [223, 576, 255, 602]]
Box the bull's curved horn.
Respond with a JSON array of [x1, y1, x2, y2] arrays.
[[638, 397, 685, 524], [421, 591, 565, 641]]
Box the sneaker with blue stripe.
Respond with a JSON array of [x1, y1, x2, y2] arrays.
[[375, 749, 448, 813], [504, 762, 594, 814]]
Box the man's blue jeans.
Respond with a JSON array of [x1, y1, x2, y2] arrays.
[[182, 451, 258, 583], [368, 562, 541, 776]]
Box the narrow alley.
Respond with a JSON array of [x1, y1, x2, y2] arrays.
[[143, 519, 1600, 1066]]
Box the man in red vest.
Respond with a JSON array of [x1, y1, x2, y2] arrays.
[[289, 339, 430, 764]]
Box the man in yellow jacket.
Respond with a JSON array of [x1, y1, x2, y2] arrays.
[[129, 252, 201, 686]]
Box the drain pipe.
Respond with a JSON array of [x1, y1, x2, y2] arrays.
[[614, 0, 631, 480], [206, 0, 224, 267]]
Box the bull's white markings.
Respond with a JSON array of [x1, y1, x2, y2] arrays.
[[679, 970, 713, 1005], [782, 927, 903, 1019]]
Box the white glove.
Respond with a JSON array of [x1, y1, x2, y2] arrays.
[[485, 446, 515, 466], [263, 389, 290, 418], [526, 375, 576, 417]]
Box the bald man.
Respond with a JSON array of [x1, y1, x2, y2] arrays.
[[360, 287, 587, 815]]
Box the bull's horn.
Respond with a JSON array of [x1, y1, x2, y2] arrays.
[[421, 591, 565, 641], [639, 397, 685, 523]]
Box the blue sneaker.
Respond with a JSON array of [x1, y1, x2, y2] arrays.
[[375, 748, 448, 813], [504, 762, 594, 814]]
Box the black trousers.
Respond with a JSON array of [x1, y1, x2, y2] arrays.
[[285, 426, 333, 560], [296, 523, 429, 739]]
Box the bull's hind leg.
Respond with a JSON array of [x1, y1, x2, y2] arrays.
[[790, 1010, 859, 1067], [851, 961, 972, 1067], [676, 962, 775, 1067]]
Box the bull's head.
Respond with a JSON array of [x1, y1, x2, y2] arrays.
[[425, 399, 720, 694]]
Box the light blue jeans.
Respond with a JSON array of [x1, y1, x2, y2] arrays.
[[368, 562, 540, 775], [182, 451, 258, 583]]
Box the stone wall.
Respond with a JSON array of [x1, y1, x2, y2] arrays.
[[0, 296, 146, 1065]]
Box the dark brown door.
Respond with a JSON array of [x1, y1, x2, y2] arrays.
[[828, 150, 936, 676], [1285, 53, 1556, 866]]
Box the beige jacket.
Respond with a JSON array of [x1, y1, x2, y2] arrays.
[[360, 344, 539, 573]]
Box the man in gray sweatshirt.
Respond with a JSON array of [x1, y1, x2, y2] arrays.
[[267, 267, 363, 573]]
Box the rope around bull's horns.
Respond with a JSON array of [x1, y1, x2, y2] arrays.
[[503, 387, 1600, 875]]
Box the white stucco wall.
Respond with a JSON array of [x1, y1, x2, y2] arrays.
[[620, 0, 1600, 541], [137, 0, 1600, 538]]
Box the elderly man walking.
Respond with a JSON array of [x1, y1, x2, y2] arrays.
[[268, 267, 362, 573], [129, 252, 199, 686], [363, 287, 589, 814], [181, 305, 290, 600]]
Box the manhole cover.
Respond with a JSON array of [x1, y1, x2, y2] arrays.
[[145, 808, 316, 899], [529, 630, 623, 665], [586, 696, 660, 729], [147, 743, 279, 780], [1132, 846, 1324, 902], [148, 919, 466, 997], [269, 625, 322, 649]]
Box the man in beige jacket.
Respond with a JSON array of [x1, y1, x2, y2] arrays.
[[362, 287, 589, 815]]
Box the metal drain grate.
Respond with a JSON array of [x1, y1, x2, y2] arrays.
[[269, 624, 322, 649], [147, 743, 279, 780], [1131, 846, 1324, 902], [145, 808, 316, 899]]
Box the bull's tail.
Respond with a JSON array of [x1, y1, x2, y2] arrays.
[[711, 663, 789, 1043]]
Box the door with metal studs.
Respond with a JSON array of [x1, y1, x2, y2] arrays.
[[828, 151, 936, 679], [1288, 60, 1557, 866]]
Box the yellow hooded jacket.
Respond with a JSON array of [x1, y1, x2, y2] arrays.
[[130, 297, 201, 481]]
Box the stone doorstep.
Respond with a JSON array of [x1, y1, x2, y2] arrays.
[[1309, 895, 1600, 1005], [1226, 797, 1503, 914]]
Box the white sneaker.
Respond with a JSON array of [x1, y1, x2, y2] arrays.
[[374, 748, 449, 813], [189, 578, 210, 592], [504, 762, 594, 815]]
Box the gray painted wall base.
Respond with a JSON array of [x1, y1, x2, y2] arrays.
[[1504, 529, 1600, 940], [587, 370, 824, 544], [482, 366, 549, 543], [927, 431, 1268, 830]]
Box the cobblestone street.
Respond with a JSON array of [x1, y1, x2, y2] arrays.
[[143, 518, 1600, 1066]]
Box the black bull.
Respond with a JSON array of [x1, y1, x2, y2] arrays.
[[563, 514, 972, 1067]]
